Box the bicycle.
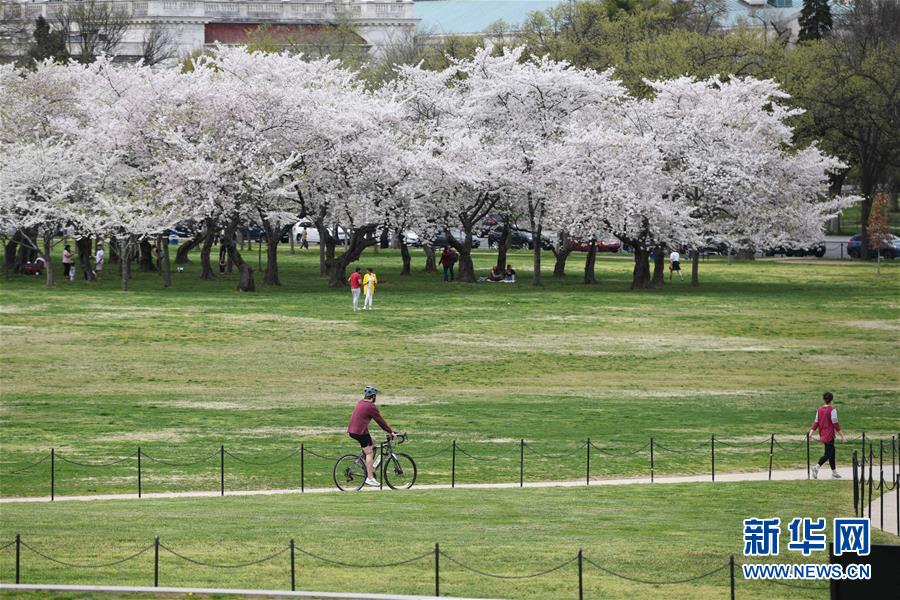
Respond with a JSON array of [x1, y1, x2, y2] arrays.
[[333, 433, 417, 491]]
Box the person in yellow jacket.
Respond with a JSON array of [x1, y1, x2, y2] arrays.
[[362, 267, 378, 310]]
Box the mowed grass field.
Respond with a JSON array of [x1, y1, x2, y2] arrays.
[[0, 245, 899, 598], [1, 481, 898, 600]]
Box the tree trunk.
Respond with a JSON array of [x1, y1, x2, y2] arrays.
[[200, 219, 216, 279], [691, 250, 700, 287], [328, 224, 378, 287], [379, 227, 390, 249], [652, 246, 666, 286], [15, 228, 37, 273], [495, 221, 511, 273], [423, 243, 437, 272], [552, 231, 574, 278], [315, 220, 336, 276], [157, 236, 172, 288], [630, 246, 652, 290], [262, 221, 287, 286], [318, 232, 326, 276], [445, 228, 476, 283], [76, 237, 95, 281], [224, 221, 255, 292], [583, 241, 597, 284], [139, 239, 156, 272], [400, 242, 411, 276], [117, 238, 132, 292], [42, 234, 54, 287], [528, 198, 543, 286], [5, 238, 18, 277], [289, 229, 296, 255], [175, 231, 204, 265]]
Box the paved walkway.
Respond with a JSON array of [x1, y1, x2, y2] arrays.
[[4, 466, 897, 534]]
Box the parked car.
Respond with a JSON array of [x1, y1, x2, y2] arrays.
[[488, 227, 552, 250], [572, 239, 622, 253], [431, 229, 481, 248], [764, 243, 826, 258], [292, 221, 348, 245], [847, 234, 900, 259], [403, 231, 421, 247]]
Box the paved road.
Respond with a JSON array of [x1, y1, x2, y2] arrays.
[[7, 467, 895, 534]]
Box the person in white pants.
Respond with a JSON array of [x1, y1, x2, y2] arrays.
[[348, 268, 362, 312], [362, 268, 377, 310]]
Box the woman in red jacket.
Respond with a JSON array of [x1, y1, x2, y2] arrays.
[[809, 392, 847, 479]]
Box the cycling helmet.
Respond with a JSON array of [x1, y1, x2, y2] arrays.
[[363, 385, 379, 398]]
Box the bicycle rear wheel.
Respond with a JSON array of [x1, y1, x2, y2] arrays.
[[383, 453, 417, 490], [334, 454, 366, 491]]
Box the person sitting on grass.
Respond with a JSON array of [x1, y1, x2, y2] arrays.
[[503, 264, 516, 283], [809, 391, 846, 479], [347, 385, 397, 487]]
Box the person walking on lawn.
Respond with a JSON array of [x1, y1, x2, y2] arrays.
[[347, 386, 397, 487], [809, 391, 846, 479], [362, 267, 377, 310], [348, 267, 362, 312]]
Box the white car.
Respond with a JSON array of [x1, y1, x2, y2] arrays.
[[403, 231, 421, 247], [292, 221, 347, 245]]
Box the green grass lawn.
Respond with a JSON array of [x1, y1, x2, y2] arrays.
[[1, 481, 897, 599], [1, 246, 898, 497]]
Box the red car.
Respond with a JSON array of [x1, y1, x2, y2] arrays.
[[572, 239, 622, 252]]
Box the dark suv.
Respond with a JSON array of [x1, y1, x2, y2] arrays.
[[488, 228, 553, 250], [847, 234, 900, 259]]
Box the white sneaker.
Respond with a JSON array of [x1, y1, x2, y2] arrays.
[[831, 471, 842, 479], [365, 478, 380, 487], [812, 465, 819, 479]]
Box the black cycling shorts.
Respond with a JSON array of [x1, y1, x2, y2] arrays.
[[349, 432, 373, 448]]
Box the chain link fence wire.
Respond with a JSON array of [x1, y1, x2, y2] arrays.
[[1, 453, 51, 476], [20, 541, 154, 568], [0, 540, 16, 551], [302, 447, 338, 461], [159, 543, 290, 568], [523, 442, 587, 459], [589, 442, 650, 457], [56, 453, 134, 468], [223, 448, 301, 466], [653, 441, 711, 454], [440, 551, 576, 579], [583, 556, 728, 584], [140, 450, 219, 467], [410, 445, 452, 459], [293, 547, 432, 568]]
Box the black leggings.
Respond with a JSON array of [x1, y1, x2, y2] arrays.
[[818, 441, 836, 470]]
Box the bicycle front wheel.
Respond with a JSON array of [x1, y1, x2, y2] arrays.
[[334, 454, 366, 491], [383, 453, 417, 490]]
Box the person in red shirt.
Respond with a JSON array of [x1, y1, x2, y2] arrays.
[[348, 268, 363, 312], [809, 391, 846, 479], [348, 385, 397, 486]]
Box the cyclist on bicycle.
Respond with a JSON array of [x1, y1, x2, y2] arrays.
[[348, 385, 397, 487]]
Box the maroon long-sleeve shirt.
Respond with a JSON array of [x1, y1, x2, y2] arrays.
[[348, 399, 393, 435]]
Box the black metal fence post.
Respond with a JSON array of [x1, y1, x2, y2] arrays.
[[585, 438, 590, 486], [578, 548, 583, 600], [806, 432, 811, 479], [852, 451, 859, 516], [711, 435, 715, 482], [861, 432, 866, 467], [300, 444, 304, 493], [893, 435, 896, 483], [879, 470, 884, 531], [650, 437, 654, 483], [290, 538, 296, 591], [768, 434, 775, 481], [879, 440, 883, 477], [896, 474, 899, 536], [50, 448, 55, 501], [15, 533, 20, 584], [154, 536, 159, 587], [729, 555, 735, 600], [138, 446, 142, 498], [868, 445, 873, 519], [434, 542, 440, 597], [519, 439, 524, 488], [220, 445, 224, 496], [451, 440, 456, 489], [860, 443, 866, 510]]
